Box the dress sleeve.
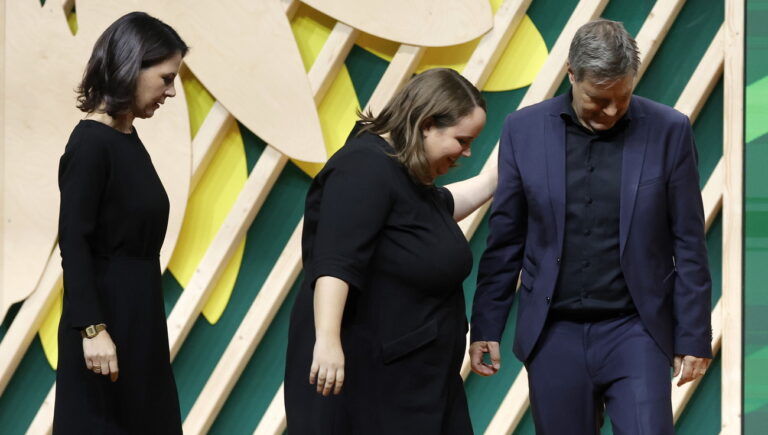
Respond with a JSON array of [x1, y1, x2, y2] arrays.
[[58, 139, 108, 329], [435, 186, 455, 216], [308, 147, 394, 291]]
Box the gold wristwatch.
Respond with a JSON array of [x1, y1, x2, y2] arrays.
[[81, 323, 107, 339]]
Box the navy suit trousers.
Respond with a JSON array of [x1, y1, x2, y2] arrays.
[[525, 314, 673, 435]]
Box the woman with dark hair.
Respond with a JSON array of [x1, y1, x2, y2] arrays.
[[54, 12, 187, 434], [285, 68, 496, 434]]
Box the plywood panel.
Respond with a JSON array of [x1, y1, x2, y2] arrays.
[[126, 0, 326, 163], [2, 0, 191, 320], [304, 0, 493, 47]]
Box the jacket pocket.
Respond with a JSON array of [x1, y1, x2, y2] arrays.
[[382, 319, 439, 364], [520, 265, 535, 292], [662, 267, 676, 283]]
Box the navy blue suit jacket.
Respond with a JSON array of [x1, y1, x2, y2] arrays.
[[471, 93, 713, 364]]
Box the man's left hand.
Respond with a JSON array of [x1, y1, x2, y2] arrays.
[[673, 354, 712, 387]]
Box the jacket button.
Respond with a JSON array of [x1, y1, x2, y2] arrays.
[[545, 296, 551, 304], [556, 257, 561, 264]]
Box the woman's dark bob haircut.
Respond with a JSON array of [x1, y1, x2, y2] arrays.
[[77, 12, 188, 116]]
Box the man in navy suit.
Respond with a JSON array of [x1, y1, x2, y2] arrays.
[[470, 20, 712, 434]]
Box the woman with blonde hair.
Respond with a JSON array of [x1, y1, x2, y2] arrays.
[[285, 68, 496, 434]]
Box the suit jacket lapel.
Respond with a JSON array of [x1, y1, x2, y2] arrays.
[[619, 113, 648, 259], [546, 113, 566, 253]]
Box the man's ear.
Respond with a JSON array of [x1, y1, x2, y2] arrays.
[[566, 62, 576, 85]]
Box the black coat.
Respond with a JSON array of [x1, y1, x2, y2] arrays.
[[53, 120, 182, 434], [285, 128, 474, 434]]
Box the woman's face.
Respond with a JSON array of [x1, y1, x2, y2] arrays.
[[132, 52, 183, 119], [422, 106, 486, 180]]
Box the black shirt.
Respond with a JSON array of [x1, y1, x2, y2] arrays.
[[550, 92, 636, 320]]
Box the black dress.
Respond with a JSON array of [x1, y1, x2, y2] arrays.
[[53, 120, 182, 434], [285, 127, 474, 434]]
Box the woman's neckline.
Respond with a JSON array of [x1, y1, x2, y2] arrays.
[[80, 119, 136, 136]]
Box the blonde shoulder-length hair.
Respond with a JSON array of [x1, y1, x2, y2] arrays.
[[357, 68, 486, 184]]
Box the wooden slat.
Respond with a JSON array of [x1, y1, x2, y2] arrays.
[[462, 0, 533, 90], [308, 23, 359, 105], [675, 25, 724, 123], [633, 0, 687, 81], [483, 368, 530, 435], [364, 44, 425, 116], [721, 0, 745, 432], [282, 0, 301, 20], [167, 146, 288, 358], [190, 101, 235, 190], [253, 385, 287, 435], [26, 384, 54, 435], [478, 5, 723, 431], [183, 224, 302, 433], [518, 0, 610, 110], [702, 159, 725, 231], [0, 247, 61, 395]]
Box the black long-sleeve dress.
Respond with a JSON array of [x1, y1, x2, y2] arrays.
[[285, 127, 474, 434], [53, 120, 182, 434]]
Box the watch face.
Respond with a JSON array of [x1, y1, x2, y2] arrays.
[[85, 325, 97, 338]]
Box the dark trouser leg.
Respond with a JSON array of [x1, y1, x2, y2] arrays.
[[526, 320, 602, 435], [589, 315, 673, 435]]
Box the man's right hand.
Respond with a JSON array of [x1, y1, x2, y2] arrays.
[[470, 340, 501, 376]]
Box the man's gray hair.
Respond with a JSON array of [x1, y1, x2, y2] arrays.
[[568, 19, 640, 83]]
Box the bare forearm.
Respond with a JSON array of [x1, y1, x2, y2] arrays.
[[313, 276, 350, 339], [446, 163, 498, 221]]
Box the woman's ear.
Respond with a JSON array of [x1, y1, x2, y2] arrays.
[[420, 116, 435, 136]]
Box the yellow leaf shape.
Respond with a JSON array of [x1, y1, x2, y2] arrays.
[[166, 72, 247, 325], [483, 15, 548, 91], [181, 66, 217, 138], [39, 289, 64, 370], [290, 5, 361, 178]]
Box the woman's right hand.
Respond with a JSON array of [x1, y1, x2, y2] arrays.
[[82, 330, 119, 382], [309, 335, 345, 396]]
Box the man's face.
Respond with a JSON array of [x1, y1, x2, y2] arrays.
[[568, 68, 634, 131]]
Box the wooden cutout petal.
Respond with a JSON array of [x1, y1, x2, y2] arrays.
[[134, 0, 327, 163], [1, 0, 191, 319], [304, 0, 493, 47]]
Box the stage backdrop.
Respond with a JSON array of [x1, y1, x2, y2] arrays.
[[0, 0, 751, 433]]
